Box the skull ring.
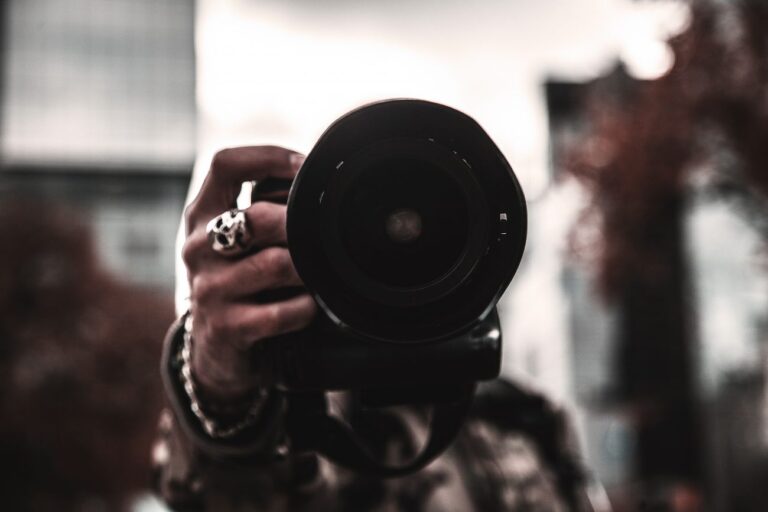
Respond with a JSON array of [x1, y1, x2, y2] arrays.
[[206, 209, 252, 255]]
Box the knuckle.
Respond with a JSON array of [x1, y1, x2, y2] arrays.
[[230, 322, 251, 349], [275, 249, 293, 278], [257, 145, 292, 168], [262, 248, 282, 273], [183, 202, 200, 232], [191, 275, 217, 304], [245, 250, 269, 277], [205, 314, 236, 344], [247, 202, 270, 231], [260, 304, 283, 337], [253, 203, 285, 241], [259, 145, 285, 158], [210, 147, 237, 173], [266, 248, 292, 280], [181, 238, 199, 269], [297, 298, 317, 326]]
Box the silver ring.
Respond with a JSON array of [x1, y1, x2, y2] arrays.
[[206, 209, 252, 255]]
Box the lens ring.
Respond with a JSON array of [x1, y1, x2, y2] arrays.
[[320, 138, 489, 307]]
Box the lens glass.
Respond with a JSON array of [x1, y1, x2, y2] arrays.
[[339, 157, 469, 288]]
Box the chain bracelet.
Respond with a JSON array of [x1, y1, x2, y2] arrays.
[[180, 314, 267, 439]]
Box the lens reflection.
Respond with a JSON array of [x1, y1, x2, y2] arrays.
[[340, 158, 469, 288], [385, 208, 423, 243]]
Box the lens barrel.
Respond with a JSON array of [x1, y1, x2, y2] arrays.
[[287, 99, 526, 343]]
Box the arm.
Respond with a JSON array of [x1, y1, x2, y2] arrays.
[[154, 146, 323, 510]]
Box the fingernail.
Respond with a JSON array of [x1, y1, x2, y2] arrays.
[[290, 153, 306, 172]]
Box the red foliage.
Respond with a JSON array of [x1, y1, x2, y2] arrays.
[[0, 201, 174, 511], [567, 0, 768, 297]]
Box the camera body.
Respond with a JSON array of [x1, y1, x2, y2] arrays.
[[275, 308, 502, 394], [269, 99, 526, 393]]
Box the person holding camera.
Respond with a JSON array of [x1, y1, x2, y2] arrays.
[[154, 145, 595, 511], [154, 108, 601, 511]]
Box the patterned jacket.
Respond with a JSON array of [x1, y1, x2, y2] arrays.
[[153, 317, 601, 512]]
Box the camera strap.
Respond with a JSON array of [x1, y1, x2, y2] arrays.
[[286, 384, 475, 478]]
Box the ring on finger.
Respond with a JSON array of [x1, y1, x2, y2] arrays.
[[206, 209, 252, 256]]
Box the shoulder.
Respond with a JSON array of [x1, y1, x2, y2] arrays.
[[459, 378, 588, 510]]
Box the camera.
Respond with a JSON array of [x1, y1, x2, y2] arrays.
[[258, 99, 527, 476]]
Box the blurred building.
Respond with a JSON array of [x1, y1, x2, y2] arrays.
[[0, 2, 193, 510], [0, 0, 195, 289], [546, 63, 768, 510], [544, 65, 640, 491]]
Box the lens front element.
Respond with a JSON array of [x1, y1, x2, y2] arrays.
[[340, 156, 470, 289]]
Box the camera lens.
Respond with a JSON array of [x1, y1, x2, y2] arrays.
[[287, 99, 527, 342], [339, 157, 469, 288]]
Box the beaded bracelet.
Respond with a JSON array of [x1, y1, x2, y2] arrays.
[[179, 314, 267, 439]]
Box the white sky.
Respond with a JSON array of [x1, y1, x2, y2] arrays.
[[2, 0, 196, 169], [193, 0, 688, 199]]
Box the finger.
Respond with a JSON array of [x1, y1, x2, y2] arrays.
[[216, 247, 303, 299], [242, 201, 287, 247], [182, 202, 287, 268], [188, 146, 304, 223], [252, 177, 294, 203], [235, 294, 317, 348]]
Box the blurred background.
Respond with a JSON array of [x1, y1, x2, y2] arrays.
[[1, 0, 767, 510]]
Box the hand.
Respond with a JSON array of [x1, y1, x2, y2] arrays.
[[182, 146, 317, 405]]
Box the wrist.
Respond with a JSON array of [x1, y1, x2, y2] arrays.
[[187, 315, 260, 405], [181, 314, 268, 439], [190, 343, 259, 407]]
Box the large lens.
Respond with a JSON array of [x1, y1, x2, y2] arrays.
[[339, 157, 469, 288], [287, 99, 527, 342]]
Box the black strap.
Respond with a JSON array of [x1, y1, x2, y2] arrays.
[[287, 385, 475, 478]]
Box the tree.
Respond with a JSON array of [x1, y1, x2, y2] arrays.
[[0, 201, 174, 511], [567, 0, 768, 505]]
